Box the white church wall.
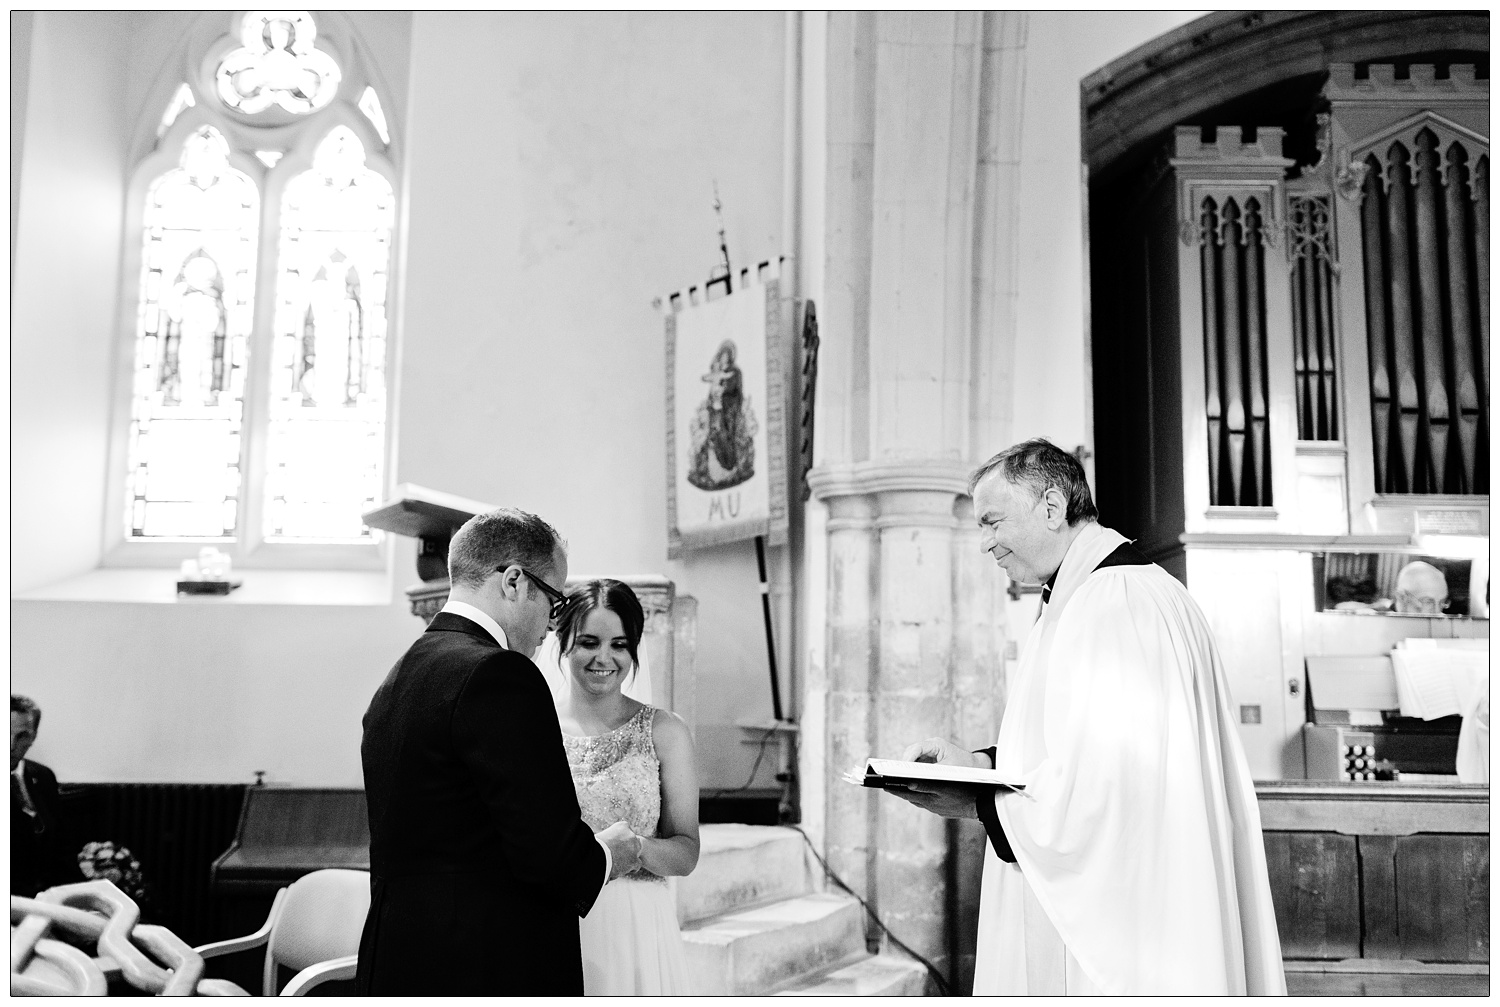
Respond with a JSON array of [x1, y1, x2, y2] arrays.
[[1010, 11, 1204, 456], [11, 12, 133, 595], [12, 11, 789, 790], [395, 11, 788, 790]]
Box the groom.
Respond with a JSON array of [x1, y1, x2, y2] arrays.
[[356, 508, 641, 995]]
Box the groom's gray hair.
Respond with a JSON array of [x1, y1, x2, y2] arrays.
[[448, 508, 564, 590], [969, 438, 1099, 526]]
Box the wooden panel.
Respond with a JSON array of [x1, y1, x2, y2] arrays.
[[1262, 831, 1361, 959], [1259, 795, 1487, 835], [1359, 835, 1401, 958], [1286, 970, 1489, 996], [1187, 549, 1290, 779], [1394, 834, 1490, 963]]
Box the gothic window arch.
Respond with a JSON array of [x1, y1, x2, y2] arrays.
[[108, 10, 401, 567]]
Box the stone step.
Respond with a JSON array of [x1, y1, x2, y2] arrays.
[[774, 952, 932, 996], [677, 823, 815, 925], [681, 892, 866, 996]]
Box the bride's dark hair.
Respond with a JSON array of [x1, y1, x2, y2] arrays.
[[555, 579, 646, 676]]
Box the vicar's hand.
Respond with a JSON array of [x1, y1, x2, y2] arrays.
[[886, 781, 983, 820], [599, 820, 643, 879], [901, 737, 989, 769], [885, 737, 991, 820]]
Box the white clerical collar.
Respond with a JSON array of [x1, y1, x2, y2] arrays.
[[1044, 522, 1128, 618], [440, 600, 510, 650]]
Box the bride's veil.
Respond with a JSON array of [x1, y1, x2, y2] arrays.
[[539, 630, 656, 710]]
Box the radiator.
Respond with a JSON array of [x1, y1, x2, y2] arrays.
[[59, 783, 247, 947]]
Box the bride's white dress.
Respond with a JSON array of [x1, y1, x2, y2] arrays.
[[564, 705, 692, 995]]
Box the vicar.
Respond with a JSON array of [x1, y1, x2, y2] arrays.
[[356, 508, 642, 995], [892, 439, 1285, 996]]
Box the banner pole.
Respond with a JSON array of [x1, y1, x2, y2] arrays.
[[754, 534, 784, 722]]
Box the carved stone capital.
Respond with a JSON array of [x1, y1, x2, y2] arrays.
[[807, 459, 973, 503]]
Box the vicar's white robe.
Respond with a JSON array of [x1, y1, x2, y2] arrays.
[[974, 523, 1286, 996]]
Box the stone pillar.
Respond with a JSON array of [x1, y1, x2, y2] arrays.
[[820, 487, 878, 898], [872, 480, 964, 962], [802, 9, 1026, 989], [809, 461, 970, 971]]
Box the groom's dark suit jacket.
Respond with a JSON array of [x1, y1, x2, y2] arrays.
[[355, 612, 606, 995]]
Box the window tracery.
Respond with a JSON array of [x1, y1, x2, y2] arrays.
[[158, 83, 196, 138], [358, 86, 390, 146], [215, 10, 341, 116]]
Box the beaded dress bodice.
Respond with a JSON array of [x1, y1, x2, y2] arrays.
[[563, 705, 663, 883]]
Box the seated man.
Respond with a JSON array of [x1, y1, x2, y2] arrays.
[[1394, 561, 1450, 616], [11, 695, 82, 896]]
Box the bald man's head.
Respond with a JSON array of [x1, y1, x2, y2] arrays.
[[1395, 561, 1449, 615]]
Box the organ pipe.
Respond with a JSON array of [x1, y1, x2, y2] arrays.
[[1361, 161, 1391, 490], [1220, 200, 1247, 505], [1383, 143, 1420, 492], [1412, 130, 1450, 491], [1201, 199, 1223, 503], [1444, 143, 1478, 492]]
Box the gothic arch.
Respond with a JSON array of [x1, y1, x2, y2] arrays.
[[1083, 10, 1489, 181]]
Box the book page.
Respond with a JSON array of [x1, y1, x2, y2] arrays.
[[1391, 642, 1487, 720]]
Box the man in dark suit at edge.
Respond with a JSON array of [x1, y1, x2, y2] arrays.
[[356, 508, 641, 994], [11, 695, 83, 898]]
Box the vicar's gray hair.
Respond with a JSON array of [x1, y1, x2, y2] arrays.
[[448, 508, 564, 590], [968, 438, 1099, 525]]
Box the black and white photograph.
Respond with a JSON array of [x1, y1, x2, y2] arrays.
[[11, 9, 1489, 998]]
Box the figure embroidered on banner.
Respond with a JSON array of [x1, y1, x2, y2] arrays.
[[687, 339, 757, 491]]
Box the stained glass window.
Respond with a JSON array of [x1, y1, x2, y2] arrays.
[[120, 12, 397, 553], [265, 127, 393, 541], [126, 126, 258, 538], [216, 11, 340, 116]]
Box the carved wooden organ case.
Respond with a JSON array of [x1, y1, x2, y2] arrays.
[[1112, 63, 1488, 557]]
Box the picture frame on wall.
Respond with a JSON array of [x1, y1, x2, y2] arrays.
[[663, 262, 789, 558]]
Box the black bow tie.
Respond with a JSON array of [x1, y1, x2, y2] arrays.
[[1040, 584, 1052, 605]]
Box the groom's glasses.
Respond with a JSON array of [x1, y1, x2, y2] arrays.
[[518, 568, 569, 623]]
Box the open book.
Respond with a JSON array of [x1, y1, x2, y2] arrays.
[[841, 758, 1025, 791], [1391, 638, 1489, 721]]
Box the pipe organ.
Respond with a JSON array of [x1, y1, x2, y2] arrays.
[[1331, 65, 1490, 504], [1092, 63, 1489, 778]]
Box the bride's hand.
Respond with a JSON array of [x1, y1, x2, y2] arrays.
[[599, 820, 642, 878]]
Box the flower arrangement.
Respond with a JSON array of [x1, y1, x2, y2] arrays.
[[77, 841, 152, 907]]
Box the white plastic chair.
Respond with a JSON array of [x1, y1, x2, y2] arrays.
[[194, 868, 370, 996]]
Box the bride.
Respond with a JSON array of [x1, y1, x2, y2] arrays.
[[551, 579, 699, 995]]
